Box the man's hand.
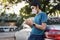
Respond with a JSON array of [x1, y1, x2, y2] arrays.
[[25, 20, 34, 27], [45, 32, 50, 38]]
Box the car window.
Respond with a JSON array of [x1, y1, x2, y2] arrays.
[[47, 25, 60, 30], [47, 17, 60, 25]]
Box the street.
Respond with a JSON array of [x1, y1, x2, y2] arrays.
[[0, 31, 53, 40], [0, 32, 16, 40]]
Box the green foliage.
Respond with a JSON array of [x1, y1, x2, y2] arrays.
[[1, 11, 7, 17], [9, 13, 17, 19], [7, 0, 25, 3], [7, 0, 15, 3], [20, 5, 31, 14], [16, 17, 24, 26], [58, 0, 60, 2], [20, 5, 32, 19], [3, 0, 60, 27]]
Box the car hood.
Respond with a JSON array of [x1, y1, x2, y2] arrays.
[[47, 24, 60, 30]]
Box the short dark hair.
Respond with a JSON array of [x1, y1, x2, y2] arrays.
[[30, 1, 42, 10]]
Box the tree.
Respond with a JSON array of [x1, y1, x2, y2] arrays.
[[9, 13, 17, 19], [25, 0, 60, 15], [20, 5, 32, 19], [7, 0, 25, 4], [1, 11, 7, 17], [1, 0, 60, 27], [7, 0, 60, 14]]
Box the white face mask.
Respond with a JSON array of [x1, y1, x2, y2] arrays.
[[32, 9, 37, 14]]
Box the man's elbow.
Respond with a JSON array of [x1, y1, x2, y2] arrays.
[[41, 23, 47, 30], [40, 27, 46, 30]]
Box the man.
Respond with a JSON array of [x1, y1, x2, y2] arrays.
[[25, 1, 47, 40]]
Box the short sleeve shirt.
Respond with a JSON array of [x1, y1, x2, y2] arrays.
[[31, 12, 47, 35]]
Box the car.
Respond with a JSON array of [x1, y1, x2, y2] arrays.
[[0, 28, 10, 32], [45, 17, 60, 40], [3, 28, 10, 32], [0, 28, 4, 32], [0, 26, 17, 32]]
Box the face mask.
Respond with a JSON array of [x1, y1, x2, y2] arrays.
[[32, 9, 37, 14]]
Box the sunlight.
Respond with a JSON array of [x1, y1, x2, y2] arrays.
[[5, 1, 29, 16]]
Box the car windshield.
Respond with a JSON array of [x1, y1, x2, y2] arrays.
[[47, 17, 60, 25], [46, 17, 60, 30]]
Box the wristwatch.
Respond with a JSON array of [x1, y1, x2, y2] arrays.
[[33, 23, 36, 26]]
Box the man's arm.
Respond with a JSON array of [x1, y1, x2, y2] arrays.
[[34, 13, 47, 30], [34, 23, 47, 30]]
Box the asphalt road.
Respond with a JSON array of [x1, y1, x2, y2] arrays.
[[0, 32, 52, 40], [0, 32, 16, 40]]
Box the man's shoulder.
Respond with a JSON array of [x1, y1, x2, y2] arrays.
[[38, 12, 46, 16], [41, 12, 46, 14], [40, 12, 47, 16]]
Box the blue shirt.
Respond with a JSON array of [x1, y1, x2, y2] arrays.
[[31, 12, 47, 35]]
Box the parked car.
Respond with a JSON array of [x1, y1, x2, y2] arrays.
[[3, 28, 10, 32], [0, 26, 17, 32], [45, 17, 60, 40], [0, 28, 4, 32]]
